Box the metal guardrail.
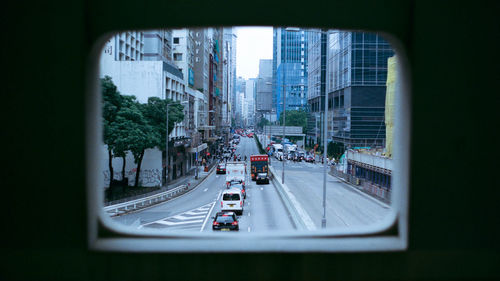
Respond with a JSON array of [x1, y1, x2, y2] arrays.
[[103, 184, 189, 216], [103, 163, 217, 217]]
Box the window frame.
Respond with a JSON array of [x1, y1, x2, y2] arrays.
[[87, 30, 410, 253]]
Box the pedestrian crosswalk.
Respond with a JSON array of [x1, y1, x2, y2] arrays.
[[140, 202, 214, 231]]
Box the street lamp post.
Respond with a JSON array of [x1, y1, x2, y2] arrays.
[[319, 28, 328, 229]]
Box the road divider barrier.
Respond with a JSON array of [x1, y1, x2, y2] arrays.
[[269, 166, 317, 231]]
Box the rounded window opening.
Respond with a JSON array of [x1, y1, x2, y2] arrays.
[[89, 26, 409, 252]]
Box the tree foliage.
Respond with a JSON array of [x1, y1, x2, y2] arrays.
[[101, 77, 185, 187], [278, 110, 308, 134], [257, 117, 270, 129], [327, 141, 345, 160], [102, 76, 123, 184], [141, 97, 184, 152]]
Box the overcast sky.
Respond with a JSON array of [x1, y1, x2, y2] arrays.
[[235, 26, 273, 79]]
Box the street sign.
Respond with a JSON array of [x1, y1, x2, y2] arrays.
[[263, 125, 303, 135]]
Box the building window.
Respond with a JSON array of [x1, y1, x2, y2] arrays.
[[173, 37, 179, 44], [174, 53, 183, 61]]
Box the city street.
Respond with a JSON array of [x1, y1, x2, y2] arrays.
[[111, 135, 391, 232], [112, 136, 295, 232], [270, 153, 391, 229]]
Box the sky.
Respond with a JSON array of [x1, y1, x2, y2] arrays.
[[235, 26, 273, 79]]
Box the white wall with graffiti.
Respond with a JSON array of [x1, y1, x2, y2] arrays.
[[102, 145, 162, 187]]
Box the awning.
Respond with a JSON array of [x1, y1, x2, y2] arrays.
[[187, 143, 208, 153], [198, 125, 215, 130]]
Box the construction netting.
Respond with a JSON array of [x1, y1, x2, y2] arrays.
[[385, 55, 397, 158]]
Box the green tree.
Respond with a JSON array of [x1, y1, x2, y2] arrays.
[[140, 97, 184, 185], [102, 76, 123, 185], [112, 95, 142, 182], [141, 97, 184, 151], [327, 141, 345, 161], [102, 77, 186, 187], [258, 117, 270, 129], [114, 98, 156, 187], [278, 110, 308, 140]]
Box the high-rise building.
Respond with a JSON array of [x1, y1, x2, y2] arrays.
[[256, 59, 273, 117], [192, 28, 211, 139], [273, 27, 310, 120], [234, 77, 246, 126], [143, 30, 173, 62], [100, 32, 144, 72], [245, 78, 256, 126], [212, 28, 224, 136], [223, 28, 237, 131], [172, 29, 195, 88], [326, 31, 395, 148], [306, 29, 328, 146]]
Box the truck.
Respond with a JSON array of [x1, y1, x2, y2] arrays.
[[250, 155, 269, 184], [225, 162, 247, 186], [272, 144, 283, 160]]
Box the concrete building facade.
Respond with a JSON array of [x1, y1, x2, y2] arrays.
[[255, 59, 274, 125], [143, 30, 173, 62], [172, 29, 195, 88]]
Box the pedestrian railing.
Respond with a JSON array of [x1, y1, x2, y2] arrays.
[[103, 184, 189, 216], [103, 164, 217, 217], [330, 167, 391, 203]]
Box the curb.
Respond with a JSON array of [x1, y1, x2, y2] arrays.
[[269, 166, 317, 231]]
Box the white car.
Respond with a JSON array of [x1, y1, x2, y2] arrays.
[[275, 151, 283, 160], [221, 188, 244, 215]]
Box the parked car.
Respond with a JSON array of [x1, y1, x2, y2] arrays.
[[305, 154, 315, 163], [256, 172, 270, 184], [298, 151, 305, 161], [212, 212, 239, 231], [216, 163, 226, 174]]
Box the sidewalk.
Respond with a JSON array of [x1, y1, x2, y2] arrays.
[[105, 161, 217, 206], [166, 160, 217, 191]]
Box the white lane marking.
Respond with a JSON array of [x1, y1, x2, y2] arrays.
[[248, 212, 250, 216], [184, 210, 207, 215], [260, 187, 263, 190], [172, 215, 206, 220], [142, 202, 213, 227], [203, 188, 208, 192], [200, 191, 221, 232], [248, 227, 251, 232], [154, 220, 204, 226]]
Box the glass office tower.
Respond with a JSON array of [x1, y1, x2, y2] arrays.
[[273, 28, 310, 120], [327, 31, 394, 148]]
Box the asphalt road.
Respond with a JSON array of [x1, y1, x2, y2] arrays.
[[270, 155, 391, 229], [112, 136, 295, 233]]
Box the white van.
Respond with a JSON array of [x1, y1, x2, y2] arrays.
[[225, 162, 246, 184], [221, 188, 243, 215]]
